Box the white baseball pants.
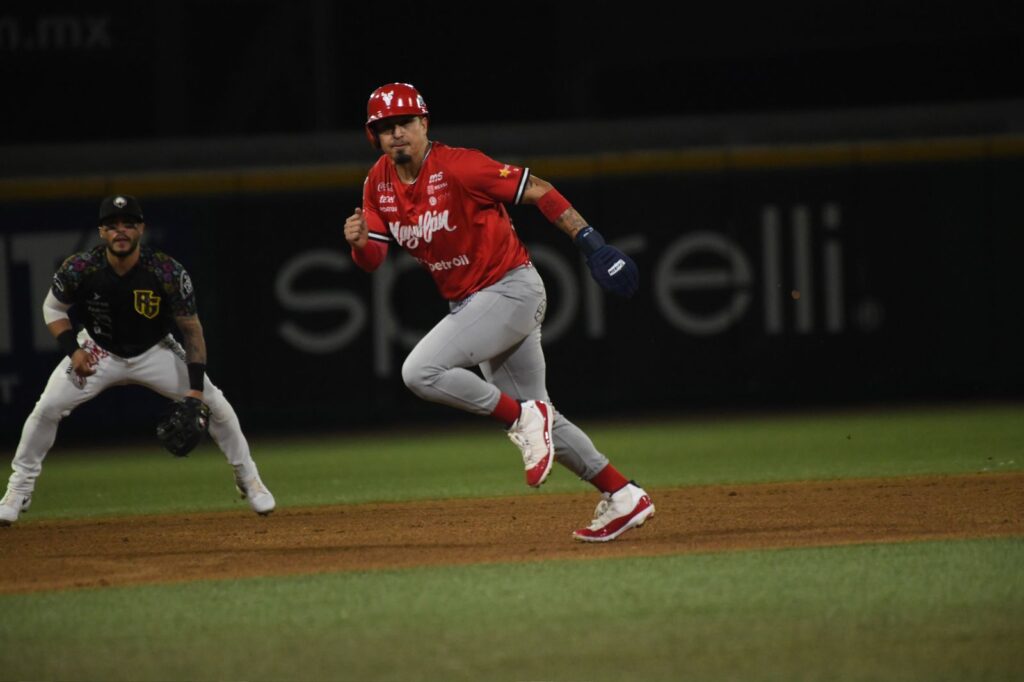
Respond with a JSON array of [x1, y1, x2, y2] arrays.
[[5, 330, 261, 496]]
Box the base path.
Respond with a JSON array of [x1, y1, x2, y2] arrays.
[[1, 472, 1021, 594]]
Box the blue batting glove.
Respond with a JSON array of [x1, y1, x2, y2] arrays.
[[574, 226, 639, 298]]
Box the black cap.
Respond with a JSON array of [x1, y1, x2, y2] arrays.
[[99, 195, 144, 223]]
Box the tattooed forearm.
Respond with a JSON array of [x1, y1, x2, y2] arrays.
[[522, 175, 591, 238], [175, 316, 207, 365], [553, 207, 589, 239]]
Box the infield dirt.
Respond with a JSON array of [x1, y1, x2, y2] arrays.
[[1, 472, 1021, 594]]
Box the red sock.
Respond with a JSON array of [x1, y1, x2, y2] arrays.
[[589, 464, 629, 494], [491, 393, 521, 427]]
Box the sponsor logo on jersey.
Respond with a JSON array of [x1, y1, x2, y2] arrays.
[[418, 254, 471, 272], [428, 172, 444, 183], [86, 293, 113, 338], [133, 289, 161, 319], [379, 205, 398, 213], [377, 182, 394, 192], [180, 271, 194, 298], [379, 194, 396, 203], [388, 210, 457, 249]]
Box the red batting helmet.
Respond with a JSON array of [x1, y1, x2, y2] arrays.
[[364, 82, 429, 147]]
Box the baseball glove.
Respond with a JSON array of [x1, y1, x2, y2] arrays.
[[156, 397, 211, 457]]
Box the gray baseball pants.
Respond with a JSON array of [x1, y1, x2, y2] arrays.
[[401, 264, 609, 480]]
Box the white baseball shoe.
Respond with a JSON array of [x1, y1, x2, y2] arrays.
[[0, 489, 32, 527], [507, 399, 555, 488], [572, 482, 655, 542], [235, 475, 276, 516]]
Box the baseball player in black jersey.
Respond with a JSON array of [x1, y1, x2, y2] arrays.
[[0, 195, 274, 525]]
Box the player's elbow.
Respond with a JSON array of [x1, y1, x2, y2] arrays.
[[521, 175, 555, 205]]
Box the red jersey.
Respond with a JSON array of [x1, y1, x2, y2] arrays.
[[358, 142, 532, 301]]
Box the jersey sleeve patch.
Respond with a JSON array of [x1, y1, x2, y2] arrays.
[[151, 252, 198, 317], [51, 249, 103, 302]]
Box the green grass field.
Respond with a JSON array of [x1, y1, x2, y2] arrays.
[[1, 402, 1022, 681]]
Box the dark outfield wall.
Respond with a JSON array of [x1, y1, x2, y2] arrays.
[[1, 140, 1022, 442]]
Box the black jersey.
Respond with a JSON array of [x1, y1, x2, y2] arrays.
[[51, 245, 197, 358]]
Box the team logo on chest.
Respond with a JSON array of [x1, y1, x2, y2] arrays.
[[389, 210, 458, 249], [133, 289, 161, 319]]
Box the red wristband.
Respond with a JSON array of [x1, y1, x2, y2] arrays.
[[536, 189, 572, 223]]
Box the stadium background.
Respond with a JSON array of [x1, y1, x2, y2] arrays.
[[2, 0, 1023, 444]]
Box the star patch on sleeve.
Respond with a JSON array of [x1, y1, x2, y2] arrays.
[[499, 164, 511, 178]]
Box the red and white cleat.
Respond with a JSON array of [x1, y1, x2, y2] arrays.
[[507, 399, 555, 488], [573, 482, 655, 542]]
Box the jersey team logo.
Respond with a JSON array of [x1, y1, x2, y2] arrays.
[[133, 289, 161, 319], [388, 210, 457, 249]]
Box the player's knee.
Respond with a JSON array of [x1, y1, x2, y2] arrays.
[[400, 358, 426, 394], [401, 356, 439, 397]]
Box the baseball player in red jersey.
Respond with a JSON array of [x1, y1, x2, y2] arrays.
[[343, 83, 654, 541]]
